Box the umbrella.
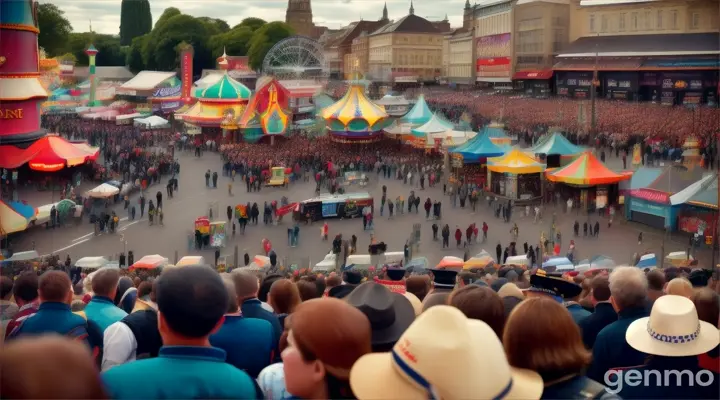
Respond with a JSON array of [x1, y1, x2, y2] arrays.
[[636, 253, 657, 268], [0, 200, 31, 234], [87, 183, 120, 198], [176, 256, 206, 267], [250, 255, 271, 269], [406, 257, 429, 274], [130, 254, 169, 271], [75, 256, 109, 269], [463, 250, 495, 270], [542, 257, 572, 268], [436, 256, 464, 269], [55, 199, 76, 216], [8, 201, 36, 220], [665, 251, 693, 267]]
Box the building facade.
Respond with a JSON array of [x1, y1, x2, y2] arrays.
[[443, 29, 475, 85], [367, 7, 444, 84], [555, 0, 719, 105], [346, 32, 370, 78], [472, 0, 516, 87], [285, 0, 329, 38]]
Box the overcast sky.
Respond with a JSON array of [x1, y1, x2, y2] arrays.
[[50, 0, 465, 35]]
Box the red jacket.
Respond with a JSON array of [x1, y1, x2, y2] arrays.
[[5, 301, 39, 338]]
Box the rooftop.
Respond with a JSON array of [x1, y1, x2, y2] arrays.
[[371, 14, 440, 35], [558, 33, 720, 57]]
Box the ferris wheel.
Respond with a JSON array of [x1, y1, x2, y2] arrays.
[[262, 36, 328, 80]]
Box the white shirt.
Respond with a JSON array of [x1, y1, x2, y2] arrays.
[[102, 321, 137, 371]]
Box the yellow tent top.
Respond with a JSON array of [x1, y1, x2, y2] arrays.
[[487, 149, 546, 174]]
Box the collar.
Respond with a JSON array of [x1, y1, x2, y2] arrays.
[[374, 278, 406, 294], [242, 298, 261, 305], [90, 296, 115, 305], [563, 301, 582, 308], [159, 346, 227, 362], [18, 301, 40, 312], [39, 302, 71, 311], [618, 306, 648, 320]]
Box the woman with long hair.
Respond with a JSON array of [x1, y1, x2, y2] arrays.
[[268, 279, 302, 330]]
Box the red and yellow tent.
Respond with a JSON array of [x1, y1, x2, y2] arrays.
[[546, 151, 632, 186]]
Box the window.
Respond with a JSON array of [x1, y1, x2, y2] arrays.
[[601, 15, 608, 32], [657, 10, 663, 29], [644, 11, 651, 29], [670, 10, 678, 29], [619, 13, 626, 31], [589, 14, 596, 32], [631, 12, 638, 30], [691, 12, 700, 29]]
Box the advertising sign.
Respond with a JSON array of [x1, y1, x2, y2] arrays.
[[180, 49, 193, 103], [476, 33, 511, 78]]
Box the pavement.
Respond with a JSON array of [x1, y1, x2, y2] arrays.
[[8, 147, 715, 270]]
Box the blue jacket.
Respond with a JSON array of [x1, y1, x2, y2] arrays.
[[84, 296, 128, 333], [618, 356, 719, 399], [241, 298, 282, 348], [566, 302, 592, 325], [102, 346, 262, 399], [587, 306, 649, 382], [580, 302, 618, 349], [7, 302, 89, 345], [210, 315, 274, 378]]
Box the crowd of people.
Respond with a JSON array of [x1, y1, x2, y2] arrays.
[[0, 260, 718, 399]]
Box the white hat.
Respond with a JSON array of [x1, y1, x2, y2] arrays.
[[349, 305, 543, 400], [626, 295, 720, 357]]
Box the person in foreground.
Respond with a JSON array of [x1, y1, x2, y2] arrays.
[[101, 265, 262, 399]]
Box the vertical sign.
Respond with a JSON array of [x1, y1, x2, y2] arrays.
[[475, 33, 512, 78], [181, 48, 193, 104]]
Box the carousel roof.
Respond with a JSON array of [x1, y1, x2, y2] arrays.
[[1, 78, 48, 101], [0, 135, 99, 171], [546, 151, 631, 186], [451, 133, 506, 163], [529, 133, 584, 156], [411, 113, 454, 137], [321, 84, 388, 127], [177, 102, 247, 128], [195, 74, 252, 101], [400, 94, 432, 125], [487, 149, 545, 174]]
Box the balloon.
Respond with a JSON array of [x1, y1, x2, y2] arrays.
[[262, 238, 272, 254]]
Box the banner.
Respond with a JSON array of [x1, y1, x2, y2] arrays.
[[180, 49, 193, 103], [476, 33, 511, 78]]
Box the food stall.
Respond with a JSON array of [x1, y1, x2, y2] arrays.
[[195, 217, 211, 247], [209, 221, 226, 248], [267, 167, 287, 187]]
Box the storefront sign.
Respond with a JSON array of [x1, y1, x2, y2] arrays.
[[629, 189, 670, 204], [0, 108, 24, 119], [619, 80, 631, 88], [630, 198, 668, 217], [476, 33, 511, 77], [153, 86, 182, 98], [161, 101, 182, 110], [607, 79, 618, 87], [678, 214, 714, 234], [689, 80, 703, 90]]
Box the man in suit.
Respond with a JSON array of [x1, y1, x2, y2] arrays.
[[579, 275, 617, 349]]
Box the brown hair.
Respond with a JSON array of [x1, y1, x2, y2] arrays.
[[646, 269, 666, 291], [0, 336, 108, 399], [137, 281, 153, 298], [693, 288, 719, 327], [0, 276, 13, 300], [296, 280, 320, 301], [449, 285, 505, 339], [591, 275, 611, 302], [325, 275, 342, 289], [503, 297, 591, 382], [91, 268, 120, 298], [291, 298, 371, 398], [406, 275, 431, 301], [39, 271, 72, 303], [269, 279, 301, 315]]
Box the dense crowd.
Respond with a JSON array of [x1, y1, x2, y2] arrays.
[[0, 261, 718, 399]]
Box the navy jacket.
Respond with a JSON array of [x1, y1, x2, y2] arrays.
[[580, 302, 618, 349], [8, 302, 90, 345], [210, 315, 274, 378], [102, 346, 262, 399], [566, 303, 592, 325], [587, 306, 649, 382], [241, 298, 282, 348], [618, 356, 719, 399]]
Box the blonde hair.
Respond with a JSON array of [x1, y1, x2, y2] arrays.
[[666, 277, 693, 298], [609, 266, 648, 309]]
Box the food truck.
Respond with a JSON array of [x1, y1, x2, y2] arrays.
[[267, 167, 287, 187], [297, 192, 373, 222]]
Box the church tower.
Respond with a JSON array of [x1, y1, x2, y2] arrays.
[[463, 0, 474, 30], [381, 2, 389, 22], [409, 0, 415, 15], [286, 0, 314, 37]]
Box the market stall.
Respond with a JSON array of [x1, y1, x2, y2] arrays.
[[487, 149, 546, 201], [298, 192, 374, 222], [0, 135, 100, 171], [527, 132, 584, 167], [130, 254, 169, 271]]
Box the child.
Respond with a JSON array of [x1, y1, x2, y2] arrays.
[[321, 222, 329, 240]]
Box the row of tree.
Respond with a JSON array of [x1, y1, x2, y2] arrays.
[[37, 4, 294, 74]]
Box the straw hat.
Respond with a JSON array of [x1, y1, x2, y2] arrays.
[[626, 295, 719, 357], [349, 305, 543, 400]]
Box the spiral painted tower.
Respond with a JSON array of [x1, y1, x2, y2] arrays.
[[0, 0, 48, 145]]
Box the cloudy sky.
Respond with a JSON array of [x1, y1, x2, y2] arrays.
[[51, 0, 465, 35]]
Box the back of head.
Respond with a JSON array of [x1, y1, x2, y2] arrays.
[[646, 269, 666, 291], [421, 291, 450, 312], [13, 272, 39, 304], [259, 274, 284, 302], [39, 271, 72, 304], [325, 275, 342, 289], [296, 279, 320, 301], [91, 268, 121, 298], [231, 269, 259, 300], [665, 277, 693, 299], [609, 266, 648, 310], [406, 275, 431, 301], [449, 285, 505, 339], [157, 266, 228, 338], [137, 281, 153, 299], [591, 275, 611, 302], [458, 271, 476, 286], [0, 336, 108, 399], [222, 278, 238, 314], [269, 279, 301, 314], [693, 288, 720, 327], [0, 276, 13, 300]]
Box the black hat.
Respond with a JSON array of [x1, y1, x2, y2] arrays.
[[491, 278, 509, 293], [430, 269, 457, 290], [386, 266, 406, 281], [688, 269, 712, 287], [343, 270, 363, 285], [346, 282, 415, 349], [328, 284, 358, 299], [528, 270, 582, 301]]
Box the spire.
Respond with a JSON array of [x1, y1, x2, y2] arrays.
[[465, 0, 471, 9], [444, 13, 449, 21], [409, 0, 414, 15], [382, 2, 388, 20]]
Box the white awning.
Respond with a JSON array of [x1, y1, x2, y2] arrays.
[[134, 115, 169, 128], [476, 77, 512, 83], [670, 174, 716, 206], [116, 112, 144, 121], [120, 71, 176, 91]]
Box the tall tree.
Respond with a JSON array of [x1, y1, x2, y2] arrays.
[[126, 34, 150, 73], [64, 33, 125, 66], [119, 0, 152, 46], [146, 14, 213, 72], [209, 26, 254, 58], [247, 22, 294, 71], [155, 7, 181, 30], [37, 3, 72, 56], [234, 17, 266, 32], [197, 17, 230, 36]]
